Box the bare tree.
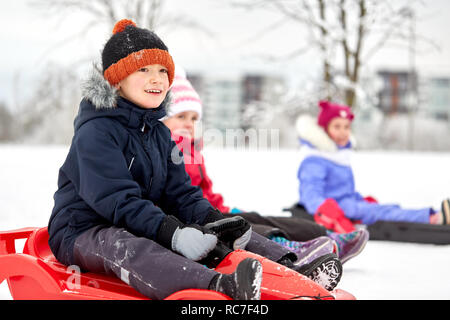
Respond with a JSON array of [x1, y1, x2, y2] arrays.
[[29, 0, 213, 56], [17, 63, 81, 144], [30, 0, 212, 31], [229, 0, 438, 108], [0, 102, 16, 142]]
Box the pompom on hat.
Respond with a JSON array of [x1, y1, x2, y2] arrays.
[[167, 65, 203, 120], [112, 19, 136, 34], [317, 100, 354, 129], [102, 19, 175, 86]]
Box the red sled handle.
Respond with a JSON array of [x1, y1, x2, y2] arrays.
[[0, 227, 39, 255], [0, 227, 64, 296]]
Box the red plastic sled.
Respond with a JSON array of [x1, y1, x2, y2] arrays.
[[0, 227, 355, 300]]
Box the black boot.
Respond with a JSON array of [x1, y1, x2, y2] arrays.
[[279, 253, 343, 291], [209, 258, 262, 300]]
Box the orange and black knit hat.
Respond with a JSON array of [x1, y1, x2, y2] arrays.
[[102, 19, 175, 86]]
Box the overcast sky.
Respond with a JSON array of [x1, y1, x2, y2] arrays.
[[1, 0, 450, 109]]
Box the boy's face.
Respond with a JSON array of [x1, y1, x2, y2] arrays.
[[163, 111, 199, 140], [326, 117, 352, 147], [116, 64, 169, 109]]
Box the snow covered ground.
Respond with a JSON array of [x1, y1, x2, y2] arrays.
[[1, 144, 450, 300]]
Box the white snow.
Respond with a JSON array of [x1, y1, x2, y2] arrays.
[[1, 144, 450, 300]]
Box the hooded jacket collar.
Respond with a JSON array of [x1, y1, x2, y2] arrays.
[[75, 63, 169, 132], [295, 114, 354, 167], [295, 114, 355, 151], [295, 114, 339, 152]]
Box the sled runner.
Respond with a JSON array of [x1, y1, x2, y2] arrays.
[[286, 204, 450, 245], [365, 220, 450, 244], [0, 227, 354, 300]]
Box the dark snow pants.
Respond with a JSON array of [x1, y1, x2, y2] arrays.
[[235, 212, 327, 241], [73, 225, 292, 300]]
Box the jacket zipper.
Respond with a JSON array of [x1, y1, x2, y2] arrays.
[[128, 156, 135, 171], [148, 177, 153, 192], [140, 120, 153, 194], [128, 124, 145, 172]]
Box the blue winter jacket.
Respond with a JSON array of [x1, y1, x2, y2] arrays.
[[298, 140, 364, 213], [296, 115, 431, 225], [48, 69, 213, 265]]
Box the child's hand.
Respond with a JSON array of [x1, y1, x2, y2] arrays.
[[171, 224, 218, 261], [157, 215, 218, 261], [315, 198, 355, 233], [205, 216, 252, 250]]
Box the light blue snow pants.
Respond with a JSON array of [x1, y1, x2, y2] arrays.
[[339, 199, 432, 225]]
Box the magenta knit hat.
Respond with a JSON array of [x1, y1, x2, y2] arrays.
[[317, 100, 354, 128]]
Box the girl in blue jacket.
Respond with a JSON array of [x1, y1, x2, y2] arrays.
[[48, 19, 340, 300], [296, 101, 450, 228]]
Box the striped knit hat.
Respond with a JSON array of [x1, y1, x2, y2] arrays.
[[167, 65, 202, 120], [102, 19, 175, 86]]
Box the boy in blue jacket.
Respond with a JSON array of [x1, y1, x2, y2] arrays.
[[48, 19, 341, 300], [296, 100, 450, 229]]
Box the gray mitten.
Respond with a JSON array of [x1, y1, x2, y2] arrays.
[[171, 225, 218, 261], [157, 215, 218, 261]]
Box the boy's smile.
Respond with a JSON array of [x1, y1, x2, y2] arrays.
[[144, 89, 163, 94]]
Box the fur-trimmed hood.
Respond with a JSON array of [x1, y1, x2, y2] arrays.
[[74, 64, 171, 132], [81, 63, 120, 110], [295, 114, 356, 152], [295, 114, 356, 167], [296, 114, 338, 152]]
